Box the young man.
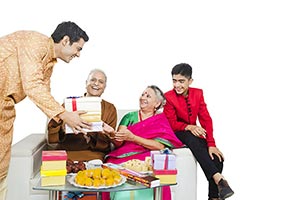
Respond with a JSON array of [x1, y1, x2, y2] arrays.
[[0, 21, 89, 199], [163, 63, 234, 200]]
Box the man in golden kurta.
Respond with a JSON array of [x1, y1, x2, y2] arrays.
[[0, 21, 90, 199]]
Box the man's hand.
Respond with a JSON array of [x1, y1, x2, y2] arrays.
[[185, 124, 207, 138], [102, 122, 116, 139], [208, 146, 224, 162], [58, 111, 92, 135]]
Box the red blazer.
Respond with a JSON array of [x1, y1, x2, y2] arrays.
[[163, 87, 216, 147]]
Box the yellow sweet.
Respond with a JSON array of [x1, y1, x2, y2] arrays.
[[93, 179, 101, 187], [77, 170, 85, 177], [74, 168, 122, 188], [92, 168, 101, 179], [105, 177, 114, 186], [111, 170, 119, 177], [98, 178, 106, 186], [113, 174, 122, 184], [85, 169, 94, 178], [101, 168, 112, 179], [75, 175, 86, 186], [84, 177, 93, 186]]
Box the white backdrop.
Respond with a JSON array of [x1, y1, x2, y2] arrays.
[[1, 1, 300, 199]]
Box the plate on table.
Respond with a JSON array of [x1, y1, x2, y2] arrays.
[[120, 159, 153, 175], [67, 174, 126, 189]]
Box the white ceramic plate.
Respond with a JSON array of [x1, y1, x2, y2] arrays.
[[67, 174, 126, 189]]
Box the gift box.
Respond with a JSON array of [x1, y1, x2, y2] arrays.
[[154, 169, 177, 184], [40, 169, 67, 186], [42, 150, 67, 161], [41, 150, 67, 170], [41, 150, 67, 186], [60, 191, 97, 200], [41, 160, 66, 171], [151, 149, 176, 170], [64, 97, 103, 133]]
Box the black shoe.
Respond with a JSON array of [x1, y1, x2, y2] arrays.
[[218, 179, 234, 199]]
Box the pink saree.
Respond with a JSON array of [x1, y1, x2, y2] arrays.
[[103, 113, 183, 200], [105, 113, 183, 164]]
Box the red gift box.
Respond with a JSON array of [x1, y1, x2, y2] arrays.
[[42, 150, 67, 161]]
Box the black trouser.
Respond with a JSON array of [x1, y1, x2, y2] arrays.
[[175, 131, 223, 198]]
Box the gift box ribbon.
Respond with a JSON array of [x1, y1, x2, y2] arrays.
[[160, 148, 172, 170], [72, 98, 77, 111]]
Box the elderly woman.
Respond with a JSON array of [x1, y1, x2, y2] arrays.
[[47, 68, 117, 162], [103, 85, 183, 200]]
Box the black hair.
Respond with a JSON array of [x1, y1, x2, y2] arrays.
[[51, 21, 89, 45], [171, 63, 192, 79]]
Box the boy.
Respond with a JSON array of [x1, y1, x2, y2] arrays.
[[163, 63, 234, 200]]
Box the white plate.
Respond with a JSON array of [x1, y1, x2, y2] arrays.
[[67, 174, 126, 189], [120, 161, 153, 174]]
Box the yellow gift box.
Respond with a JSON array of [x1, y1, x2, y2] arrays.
[[40, 169, 67, 186]]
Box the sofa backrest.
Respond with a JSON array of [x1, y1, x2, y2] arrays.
[[117, 109, 136, 125]]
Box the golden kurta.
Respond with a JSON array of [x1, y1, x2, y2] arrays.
[[0, 31, 65, 181]]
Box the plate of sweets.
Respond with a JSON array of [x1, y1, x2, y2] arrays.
[[67, 167, 126, 189], [120, 157, 153, 174]]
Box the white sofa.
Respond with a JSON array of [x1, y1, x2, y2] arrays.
[[7, 110, 197, 200]]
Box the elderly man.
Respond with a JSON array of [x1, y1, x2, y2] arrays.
[[47, 69, 117, 162], [0, 21, 89, 199]]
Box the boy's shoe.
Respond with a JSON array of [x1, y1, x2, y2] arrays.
[[218, 179, 234, 199]]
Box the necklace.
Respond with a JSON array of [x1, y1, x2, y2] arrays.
[[138, 110, 155, 121]]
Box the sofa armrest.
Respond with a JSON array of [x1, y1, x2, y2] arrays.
[[171, 147, 197, 200], [7, 134, 48, 200]]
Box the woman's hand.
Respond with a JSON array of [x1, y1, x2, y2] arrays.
[[185, 125, 206, 138], [114, 126, 164, 150], [114, 129, 135, 142]]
